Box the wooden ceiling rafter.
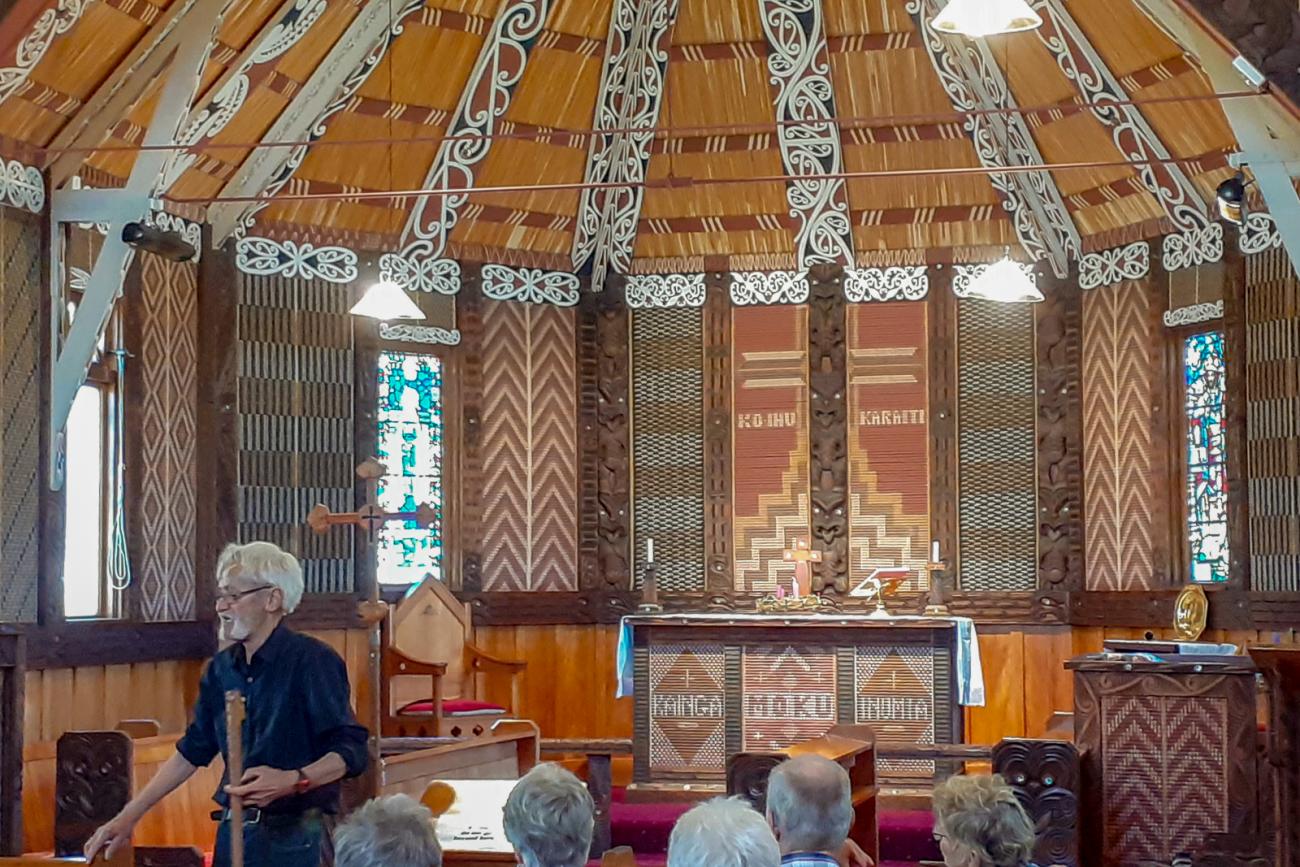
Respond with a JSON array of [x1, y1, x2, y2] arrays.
[[43, 0, 219, 187], [906, 0, 1081, 277], [386, 0, 559, 285], [1029, 0, 1211, 233], [756, 0, 854, 267], [569, 0, 682, 288], [206, 0, 430, 244], [0, 0, 91, 106]]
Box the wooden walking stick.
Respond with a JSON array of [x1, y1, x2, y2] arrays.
[[225, 690, 247, 867]]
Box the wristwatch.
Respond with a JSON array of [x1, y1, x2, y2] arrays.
[[293, 769, 311, 794]]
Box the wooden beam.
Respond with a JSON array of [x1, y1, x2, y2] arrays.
[[907, 0, 1080, 277]]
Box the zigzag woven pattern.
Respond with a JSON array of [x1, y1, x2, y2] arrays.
[[956, 301, 1036, 591], [1082, 281, 1162, 590], [0, 210, 40, 621], [135, 254, 198, 621], [479, 301, 578, 591], [1245, 246, 1300, 591], [632, 308, 705, 592], [237, 272, 354, 594]]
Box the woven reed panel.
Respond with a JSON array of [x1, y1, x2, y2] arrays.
[[742, 644, 837, 750], [1099, 694, 1228, 864], [0, 209, 40, 621], [479, 300, 579, 591], [733, 306, 810, 593], [631, 308, 705, 592], [135, 254, 198, 620], [648, 643, 726, 774], [237, 272, 354, 593], [855, 645, 936, 781], [956, 301, 1036, 591], [1245, 246, 1300, 592], [1081, 279, 1167, 590], [847, 303, 930, 590]]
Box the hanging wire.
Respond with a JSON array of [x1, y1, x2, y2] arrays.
[[107, 343, 132, 592]]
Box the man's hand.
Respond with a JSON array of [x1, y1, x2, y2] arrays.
[[84, 812, 137, 863], [225, 766, 299, 807], [837, 838, 874, 867]]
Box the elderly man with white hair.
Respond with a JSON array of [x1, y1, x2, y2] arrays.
[[668, 797, 781, 867], [766, 755, 873, 867], [503, 764, 595, 867], [335, 794, 442, 867], [86, 542, 369, 867]]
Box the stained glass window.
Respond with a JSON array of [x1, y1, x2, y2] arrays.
[[1183, 331, 1228, 583], [376, 351, 444, 584]]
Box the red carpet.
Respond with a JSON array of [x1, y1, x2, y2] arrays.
[[604, 789, 940, 865]]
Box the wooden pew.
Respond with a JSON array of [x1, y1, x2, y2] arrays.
[[728, 725, 878, 867]]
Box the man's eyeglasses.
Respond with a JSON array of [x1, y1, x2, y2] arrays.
[[215, 585, 274, 605]]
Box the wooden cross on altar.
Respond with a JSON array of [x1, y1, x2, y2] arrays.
[[783, 539, 822, 598]]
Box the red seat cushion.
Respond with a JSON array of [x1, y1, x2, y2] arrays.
[[397, 698, 508, 717]]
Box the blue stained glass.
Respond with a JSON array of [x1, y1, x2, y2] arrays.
[[376, 351, 443, 584], [1183, 331, 1229, 583]]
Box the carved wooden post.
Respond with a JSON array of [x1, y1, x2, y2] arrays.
[[927, 264, 960, 587], [808, 265, 848, 593], [703, 269, 734, 597], [458, 267, 485, 591], [1221, 232, 1251, 588], [596, 283, 630, 590]]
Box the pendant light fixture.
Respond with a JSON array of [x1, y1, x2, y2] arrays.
[[964, 256, 1043, 303], [350, 279, 425, 320], [930, 0, 1042, 37]]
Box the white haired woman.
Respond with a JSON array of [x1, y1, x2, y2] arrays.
[[335, 795, 442, 867], [931, 775, 1037, 867], [668, 797, 781, 867], [503, 764, 595, 867], [86, 542, 369, 867]]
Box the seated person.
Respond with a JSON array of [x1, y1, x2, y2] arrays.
[[668, 797, 781, 867], [931, 775, 1036, 867], [766, 755, 872, 867], [503, 764, 594, 867], [335, 795, 442, 867]]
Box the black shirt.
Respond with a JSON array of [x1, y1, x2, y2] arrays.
[[176, 621, 369, 814]]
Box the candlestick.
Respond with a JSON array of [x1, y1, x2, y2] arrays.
[[931, 540, 940, 563], [646, 538, 654, 565]]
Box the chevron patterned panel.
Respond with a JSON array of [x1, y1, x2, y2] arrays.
[[135, 254, 198, 621], [481, 302, 532, 590], [847, 303, 930, 590], [237, 272, 354, 594], [742, 645, 837, 750], [1082, 280, 1164, 591], [0, 209, 40, 621], [1100, 694, 1228, 864], [632, 307, 705, 592], [1245, 246, 1300, 591], [733, 305, 810, 593], [956, 301, 1036, 591], [648, 643, 726, 774], [480, 301, 579, 591]]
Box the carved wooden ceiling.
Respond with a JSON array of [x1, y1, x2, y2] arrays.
[[0, 0, 1242, 274]]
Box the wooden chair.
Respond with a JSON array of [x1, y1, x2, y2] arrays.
[[381, 576, 527, 737]]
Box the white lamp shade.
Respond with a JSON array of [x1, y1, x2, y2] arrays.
[[965, 257, 1043, 303], [930, 0, 1042, 37], [349, 279, 425, 321]]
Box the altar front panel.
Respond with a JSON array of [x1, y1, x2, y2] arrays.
[[631, 616, 960, 789]]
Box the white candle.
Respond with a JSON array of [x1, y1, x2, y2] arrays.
[[646, 538, 654, 565], [931, 540, 940, 562]]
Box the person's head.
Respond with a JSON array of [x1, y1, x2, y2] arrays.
[[214, 541, 303, 641], [932, 775, 1036, 867], [668, 797, 780, 867], [334, 794, 442, 867], [765, 755, 854, 854], [502, 764, 594, 867]]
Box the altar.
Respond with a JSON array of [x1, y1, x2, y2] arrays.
[[617, 613, 982, 793]]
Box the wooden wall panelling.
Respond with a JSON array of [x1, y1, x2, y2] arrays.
[[1081, 268, 1170, 591], [927, 267, 959, 586], [458, 272, 485, 592], [703, 272, 734, 596], [1242, 243, 1296, 591], [23, 659, 206, 744], [808, 266, 849, 593], [596, 284, 630, 591], [1221, 239, 1251, 588], [0, 208, 42, 622], [1034, 272, 1084, 592]]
